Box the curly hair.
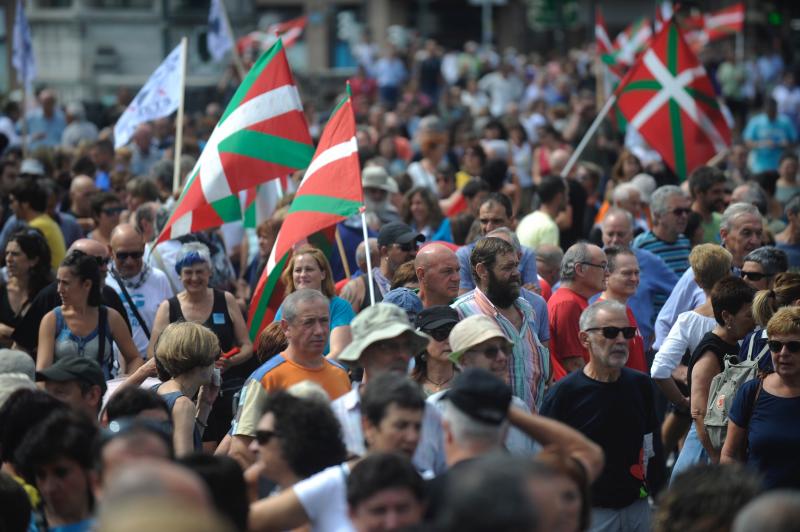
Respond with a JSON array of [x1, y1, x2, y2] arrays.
[[7, 227, 53, 296], [401, 186, 444, 230], [262, 391, 347, 479]]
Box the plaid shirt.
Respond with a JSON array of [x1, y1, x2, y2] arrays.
[[452, 288, 549, 412]]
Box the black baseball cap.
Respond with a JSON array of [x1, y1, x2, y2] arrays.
[[416, 305, 459, 331], [378, 222, 425, 248], [36, 357, 107, 395], [443, 368, 511, 425]]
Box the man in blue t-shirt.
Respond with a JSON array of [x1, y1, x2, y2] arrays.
[[744, 98, 798, 173]]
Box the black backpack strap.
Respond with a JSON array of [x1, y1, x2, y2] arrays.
[[112, 271, 151, 339]]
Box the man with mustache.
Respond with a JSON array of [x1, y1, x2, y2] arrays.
[[451, 237, 548, 412], [542, 300, 658, 532]]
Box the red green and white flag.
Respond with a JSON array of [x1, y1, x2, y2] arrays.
[[684, 3, 744, 50], [615, 19, 731, 179], [157, 39, 314, 243], [595, 8, 625, 79], [614, 17, 653, 65], [247, 91, 362, 340]]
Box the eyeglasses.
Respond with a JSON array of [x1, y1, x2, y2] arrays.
[[255, 429, 281, 445], [422, 325, 455, 342], [116, 251, 144, 261], [102, 206, 124, 216], [465, 345, 508, 359], [741, 271, 769, 282], [584, 326, 637, 339], [767, 340, 800, 353], [580, 261, 608, 271], [671, 208, 692, 216], [393, 242, 418, 252]]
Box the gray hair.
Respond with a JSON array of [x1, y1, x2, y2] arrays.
[[734, 183, 768, 216], [784, 194, 800, 217], [579, 300, 627, 331], [743, 246, 788, 275], [602, 207, 634, 230], [720, 202, 760, 232], [487, 227, 522, 253], [441, 398, 506, 447], [650, 185, 687, 217], [282, 288, 329, 323], [535, 243, 564, 269], [733, 491, 800, 532], [175, 242, 211, 271], [612, 182, 640, 205], [560, 242, 592, 282]]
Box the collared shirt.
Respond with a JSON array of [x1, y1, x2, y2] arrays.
[[24, 108, 66, 150], [629, 248, 679, 351], [329, 386, 447, 475], [452, 288, 548, 412], [654, 267, 706, 350], [456, 243, 539, 291], [371, 267, 391, 297]]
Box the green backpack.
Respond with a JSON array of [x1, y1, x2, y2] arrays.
[[703, 336, 769, 450]]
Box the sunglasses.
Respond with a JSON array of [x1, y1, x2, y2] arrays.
[[393, 242, 418, 252], [103, 206, 125, 216], [671, 208, 691, 216], [116, 251, 144, 261], [255, 429, 281, 445], [741, 271, 770, 282], [422, 325, 455, 342], [767, 340, 800, 353], [465, 344, 507, 359], [585, 326, 637, 339]]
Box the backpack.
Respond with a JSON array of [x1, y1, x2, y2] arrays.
[[703, 337, 769, 450]]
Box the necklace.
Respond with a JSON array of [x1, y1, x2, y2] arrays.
[[424, 373, 454, 388]]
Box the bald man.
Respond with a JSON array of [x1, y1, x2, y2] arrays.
[[415, 243, 460, 307], [107, 225, 173, 357], [11, 239, 131, 354], [69, 174, 98, 232]]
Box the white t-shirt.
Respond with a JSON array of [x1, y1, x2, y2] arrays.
[[106, 267, 173, 357], [147, 240, 183, 295], [293, 463, 354, 532], [650, 310, 717, 379]]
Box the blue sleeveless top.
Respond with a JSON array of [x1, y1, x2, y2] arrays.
[[53, 306, 114, 379], [154, 385, 202, 451]]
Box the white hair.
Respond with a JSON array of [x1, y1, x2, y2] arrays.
[[579, 300, 627, 331], [441, 399, 506, 447], [612, 182, 640, 204], [720, 202, 760, 232]]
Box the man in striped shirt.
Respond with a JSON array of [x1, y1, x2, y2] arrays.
[[633, 185, 692, 277]]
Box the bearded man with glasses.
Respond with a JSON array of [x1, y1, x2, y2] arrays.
[[542, 299, 658, 532], [106, 224, 173, 358]]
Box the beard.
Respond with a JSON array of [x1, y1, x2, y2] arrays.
[[485, 268, 520, 308]]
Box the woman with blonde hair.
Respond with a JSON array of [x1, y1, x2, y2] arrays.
[[739, 272, 800, 373], [274, 245, 354, 358], [153, 321, 220, 457]]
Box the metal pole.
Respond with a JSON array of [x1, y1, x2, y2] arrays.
[[360, 210, 375, 306], [560, 93, 617, 178], [171, 37, 188, 195]]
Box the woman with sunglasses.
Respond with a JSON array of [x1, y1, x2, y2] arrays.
[[745, 272, 800, 373], [37, 250, 142, 379], [152, 321, 220, 457], [274, 245, 354, 359], [87, 192, 123, 247], [596, 247, 646, 373], [0, 228, 52, 345], [672, 276, 755, 479], [720, 306, 800, 490], [412, 306, 459, 396]]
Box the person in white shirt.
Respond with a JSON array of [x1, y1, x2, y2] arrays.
[[106, 224, 172, 359]]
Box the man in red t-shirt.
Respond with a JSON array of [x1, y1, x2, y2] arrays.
[[548, 243, 608, 380]]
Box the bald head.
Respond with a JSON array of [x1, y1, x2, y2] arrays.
[[111, 224, 143, 249], [110, 224, 145, 278], [601, 208, 634, 248], [70, 238, 110, 258], [415, 243, 460, 306], [100, 460, 210, 509], [70, 175, 97, 217]]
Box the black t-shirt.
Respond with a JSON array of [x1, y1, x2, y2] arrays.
[[11, 281, 130, 354], [541, 368, 657, 509], [687, 331, 739, 392]]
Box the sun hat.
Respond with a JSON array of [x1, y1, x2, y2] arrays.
[[448, 314, 512, 364], [337, 302, 430, 363]]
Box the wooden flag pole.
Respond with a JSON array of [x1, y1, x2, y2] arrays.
[[171, 37, 188, 195], [218, 0, 246, 80], [335, 226, 351, 279], [561, 93, 617, 178], [360, 210, 375, 306]]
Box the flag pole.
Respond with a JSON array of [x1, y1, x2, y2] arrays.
[[561, 93, 617, 178], [172, 37, 188, 195], [335, 226, 351, 279], [360, 210, 375, 306], [218, 0, 246, 80]]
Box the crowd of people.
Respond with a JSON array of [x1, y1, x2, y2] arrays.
[[2, 26, 800, 532]]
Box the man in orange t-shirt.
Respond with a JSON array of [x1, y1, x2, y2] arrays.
[[229, 289, 351, 466]]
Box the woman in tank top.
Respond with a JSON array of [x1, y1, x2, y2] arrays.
[[37, 250, 142, 379], [148, 242, 254, 449]]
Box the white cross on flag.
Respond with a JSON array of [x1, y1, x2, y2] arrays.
[[614, 19, 731, 178]]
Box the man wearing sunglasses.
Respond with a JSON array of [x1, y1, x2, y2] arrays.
[[542, 300, 658, 532], [740, 246, 788, 291], [88, 192, 124, 247], [106, 224, 173, 358], [633, 185, 692, 277]]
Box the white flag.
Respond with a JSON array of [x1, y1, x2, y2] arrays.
[[207, 0, 233, 62], [12, 0, 36, 87], [114, 44, 184, 149]]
